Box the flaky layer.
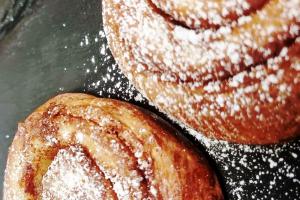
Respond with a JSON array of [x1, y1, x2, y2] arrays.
[[4, 93, 223, 200]]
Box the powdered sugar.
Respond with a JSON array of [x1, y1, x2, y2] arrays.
[[83, 30, 148, 103], [187, 128, 300, 200], [106, 0, 300, 82], [42, 146, 107, 200]]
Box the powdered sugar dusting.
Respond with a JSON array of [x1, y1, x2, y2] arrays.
[[105, 0, 300, 82], [84, 30, 148, 103], [187, 128, 300, 200], [42, 146, 107, 200], [152, 0, 256, 29]]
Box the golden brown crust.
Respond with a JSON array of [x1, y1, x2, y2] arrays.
[[4, 93, 223, 200], [103, 0, 300, 144]]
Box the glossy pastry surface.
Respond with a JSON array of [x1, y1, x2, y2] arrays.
[[103, 0, 300, 144], [4, 93, 223, 200]]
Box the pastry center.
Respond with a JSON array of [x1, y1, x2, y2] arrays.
[[41, 146, 106, 200]]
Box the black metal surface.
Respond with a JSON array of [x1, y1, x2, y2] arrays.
[[0, 0, 299, 199]]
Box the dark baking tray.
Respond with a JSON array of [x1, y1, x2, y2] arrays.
[[0, 0, 299, 199]]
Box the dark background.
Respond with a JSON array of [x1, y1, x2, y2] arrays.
[[0, 0, 299, 199]]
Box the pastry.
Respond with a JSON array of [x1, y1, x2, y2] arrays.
[[103, 0, 300, 144], [4, 93, 223, 200]]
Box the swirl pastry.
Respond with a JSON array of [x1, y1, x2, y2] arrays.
[[4, 93, 223, 200], [103, 0, 300, 144]]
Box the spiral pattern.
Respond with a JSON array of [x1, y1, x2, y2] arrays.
[[4, 93, 223, 200], [103, 0, 300, 144], [151, 0, 269, 29]]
